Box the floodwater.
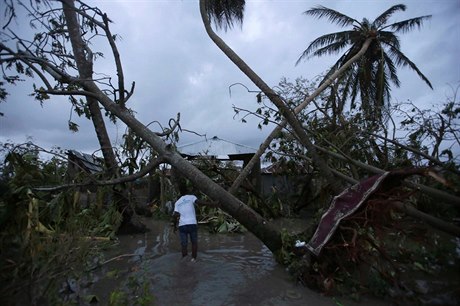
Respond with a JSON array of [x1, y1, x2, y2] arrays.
[[83, 218, 388, 306]]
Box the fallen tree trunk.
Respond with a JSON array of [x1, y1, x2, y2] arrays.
[[391, 201, 460, 237], [314, 144, 460, 206]]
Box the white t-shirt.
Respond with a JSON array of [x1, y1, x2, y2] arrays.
[[173, 195, 197, 226]]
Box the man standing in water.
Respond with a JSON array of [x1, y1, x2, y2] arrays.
[[172, 184, 198, 262]]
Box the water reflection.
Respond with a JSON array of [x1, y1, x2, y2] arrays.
[[146, 230, 278, 306]]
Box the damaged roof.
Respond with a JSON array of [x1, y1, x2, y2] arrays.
[[67, 150, 103, 173]]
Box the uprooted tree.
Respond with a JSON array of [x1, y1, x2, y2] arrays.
[[1, 0, 459, 303]]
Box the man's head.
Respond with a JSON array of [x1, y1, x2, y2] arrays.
[[178, 180, 188, 196]]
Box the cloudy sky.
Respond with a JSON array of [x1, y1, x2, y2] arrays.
[[1, 0, 459, 156]]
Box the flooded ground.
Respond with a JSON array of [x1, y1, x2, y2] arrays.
[[85, 218, 388, 306]]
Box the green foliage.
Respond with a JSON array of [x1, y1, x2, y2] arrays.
[[109, 290, 128, 306], [247, 192, 285, 219], [199, 206, 245, 234], [106, 274, 154, 306], [276, 228, 297, 265], [127, 275, 155, 306], [0, 143, 125, 304], [31, 85, 50, 104]]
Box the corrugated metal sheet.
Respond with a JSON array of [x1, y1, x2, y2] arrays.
[[67, 150, 103, 173], [178, 136, 256, 158]]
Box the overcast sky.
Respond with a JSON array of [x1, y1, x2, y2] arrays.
[[1, 0, 459, 157]]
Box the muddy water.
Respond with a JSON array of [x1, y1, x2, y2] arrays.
[[88, 218, 385, 306]]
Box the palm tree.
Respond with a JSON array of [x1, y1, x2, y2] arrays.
[[202, 0, 245, 30], [296, 4, 433, 122]]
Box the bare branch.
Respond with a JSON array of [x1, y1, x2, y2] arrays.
[[34, 155, 166, 192], [367, 131, 460, 175]]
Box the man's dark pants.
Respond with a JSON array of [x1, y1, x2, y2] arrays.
[[179, 224, 198, 259]]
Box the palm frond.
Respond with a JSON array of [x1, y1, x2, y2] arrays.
[[311, 40, 349, 58], [338, 69, 356, 107], [385, 15, 432, 34], [374, 60, 391, 109], [349, 70, 361, 109], [360, 57, 373, 89], [387, 45, 433, 89], [378, 31, 400, 50], [296, 31, 353, 65], [317, 49, 356, 86], [318, 61, 341, 87], [357, 56, 374, 108], [304, 6, 358, 27], [379, 65, 391, 110], [204, 0, 245, 31], [336, 64, 361, 110], [373, 4, 406, 29], [382, 52, 400, 87]]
